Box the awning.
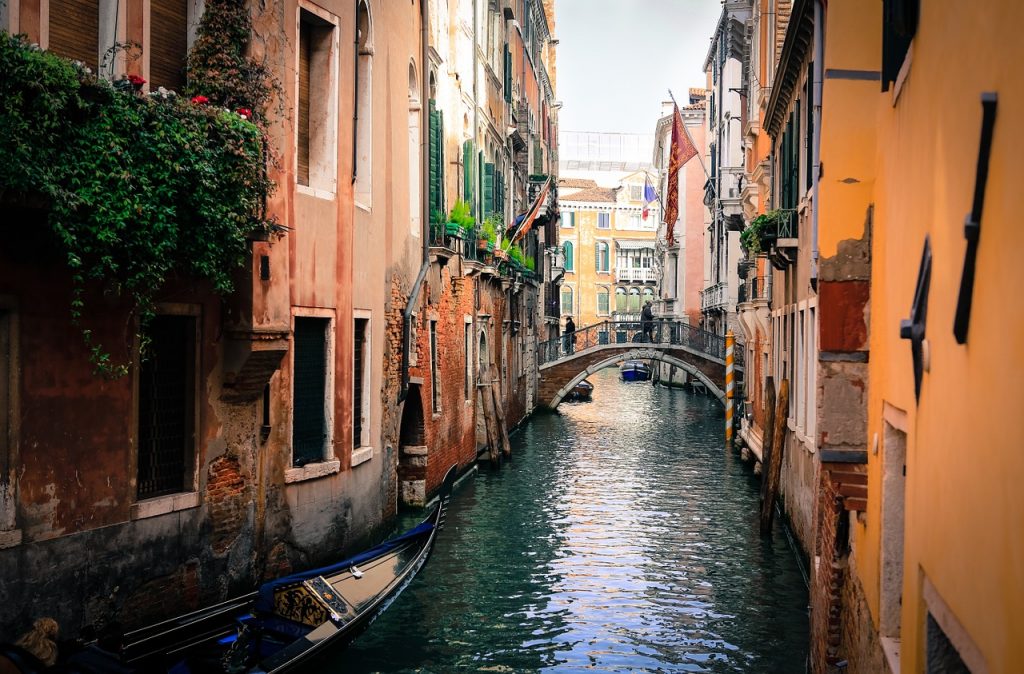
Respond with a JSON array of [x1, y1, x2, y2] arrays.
[[615, 239, 655, 251]]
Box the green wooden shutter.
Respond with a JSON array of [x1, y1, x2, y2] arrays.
[[533, 138, 542, 175], [463, 141, 474, 207], [439, 111, 446, 215], [428, 100, 440, 217], [483, 162, 495, 216], [503, 44, 512, 103]]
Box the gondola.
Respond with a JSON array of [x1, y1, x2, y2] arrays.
[[619, 360, 651, 382], [116, 464, 459, 673]]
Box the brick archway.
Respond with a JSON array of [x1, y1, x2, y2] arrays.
[[539, 346, 731, 410]]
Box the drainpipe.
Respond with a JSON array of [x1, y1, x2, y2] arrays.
[[399, 0, 432, 403], [811, 0, 823, 288]]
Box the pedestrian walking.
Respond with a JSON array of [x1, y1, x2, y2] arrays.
[[564, 316, 576, 354], [641, 301, 655, 343]]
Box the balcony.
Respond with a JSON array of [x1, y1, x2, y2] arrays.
[[701, 281, 729, 312], [547, 246, 565, 282], [615, 267, 657, 283]]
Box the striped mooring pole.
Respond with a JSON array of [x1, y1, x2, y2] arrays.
[[725, 330, 735, 449]]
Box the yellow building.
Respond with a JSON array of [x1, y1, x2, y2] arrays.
[[813, 1, 1024, 672], [558, 172, 659, 330]]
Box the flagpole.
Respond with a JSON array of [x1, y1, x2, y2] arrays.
[[667, 89, 711, 181]]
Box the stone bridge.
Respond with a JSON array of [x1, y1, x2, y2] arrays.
[[538, 320, 743, 409]]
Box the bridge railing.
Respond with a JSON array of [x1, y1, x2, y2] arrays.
[[539, 319, 735, 367]]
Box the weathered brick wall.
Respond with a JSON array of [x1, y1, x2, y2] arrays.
[[207, 455, 248, 555], [811, 467, 845, 673], [839, 548, 887, 673]]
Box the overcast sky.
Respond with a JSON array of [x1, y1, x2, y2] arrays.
[[555, 0, 721, 134]]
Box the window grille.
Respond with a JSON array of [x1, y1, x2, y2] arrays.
[[353, 318, 367, 448], [430, 321, 440, 412], [293, 317, 329, 466], [138, 315, 196, 499]]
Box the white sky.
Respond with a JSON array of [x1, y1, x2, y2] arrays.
[[554, 0, 721, 134]]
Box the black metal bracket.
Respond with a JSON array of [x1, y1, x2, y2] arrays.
[[900, 236, 932, 402], [953, 92, 998, 344]]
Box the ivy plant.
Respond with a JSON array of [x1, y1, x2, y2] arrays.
[[740, 209, 785, 255], [0, 0, 276, 377]]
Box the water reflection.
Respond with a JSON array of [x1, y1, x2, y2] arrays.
[[339, 367, 808, 673]]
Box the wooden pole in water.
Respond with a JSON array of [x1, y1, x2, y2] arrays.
[[760, 378, 790, 535], [759, 377, 776, 501], [725, 331, 735, 449]]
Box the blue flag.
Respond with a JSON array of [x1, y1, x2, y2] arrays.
[[644, 176, 659, 204]]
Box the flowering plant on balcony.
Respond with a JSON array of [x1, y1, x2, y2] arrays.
[[0, 0, 276, 376], [478, 214, 500, 252]]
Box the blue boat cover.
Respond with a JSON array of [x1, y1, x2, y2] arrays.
[[254, 522, 434, 614]]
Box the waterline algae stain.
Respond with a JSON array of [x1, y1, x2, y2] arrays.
[[341, 368, 809, 672]]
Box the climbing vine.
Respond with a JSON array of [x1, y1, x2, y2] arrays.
[[740, 209, 785, 255], [0, 0, 277, 376]]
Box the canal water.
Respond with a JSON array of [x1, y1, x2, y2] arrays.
[[340, 367, 809, 673]]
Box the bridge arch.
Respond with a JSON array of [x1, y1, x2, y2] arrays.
[[547, 349, 726, 410]]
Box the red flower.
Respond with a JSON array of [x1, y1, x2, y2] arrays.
[[191, 95, 209, 105], [235, 108, 252, 119], [127, 75, 146, 87]]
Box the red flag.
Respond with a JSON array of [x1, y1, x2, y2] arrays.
[[642, 207, 649, 220], [663, 105, 697, 246]]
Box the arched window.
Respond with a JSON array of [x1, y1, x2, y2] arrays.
[[354, 2, 372, 205], [628, 288, 641, 312], [597, 288, 610, 315], [408, 61, 420, 237], [615, 287, 627, 313], [561, 286, 574, 316], [562, 241, 574, 271], [642, 287, 655, 306], [595, 241, 609, 272]]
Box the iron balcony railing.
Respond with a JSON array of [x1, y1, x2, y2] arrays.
[[738, 275, 770, 304], [538, 319, 735, 367]]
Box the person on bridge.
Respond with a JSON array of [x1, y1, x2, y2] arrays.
[[641, 301, 655, 343], [564, 316, 576, 354]]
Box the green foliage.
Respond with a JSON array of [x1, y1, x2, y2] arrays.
[[524, 255, 535, 272], [740, 209, 785, 255], [0, 31, 274, 376], [480, 213, 501, 244], [185, 0, 274, 117], [447, 199, 475, 233], [508, 244, 525, 267]]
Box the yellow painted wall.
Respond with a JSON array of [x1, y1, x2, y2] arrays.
[[559, 206, 611, 328], [855, 1, 1024, 671]]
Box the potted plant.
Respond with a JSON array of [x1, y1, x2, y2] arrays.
[[740, 209, 785, 255], [493, 235, 510, 261], [478, 214, 499, 253], [445, 200, 474, 238]]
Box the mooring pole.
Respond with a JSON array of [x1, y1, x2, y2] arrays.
[[725, 330, 735, 449]]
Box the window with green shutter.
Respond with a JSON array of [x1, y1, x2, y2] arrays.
[[428, 100, 445, 218], [533, 138, 542, 175], [463, 140, 476, 209], [483, 162, 495, 216], [503, 44, 512, 103]]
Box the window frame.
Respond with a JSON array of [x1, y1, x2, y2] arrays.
[[597, 211, 611, 229], [352, 310, 372, 466], [295, 3, 340, 197], [285, 308, 339, 483]]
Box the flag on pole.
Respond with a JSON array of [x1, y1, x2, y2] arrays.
[[663, 104, 698, 246], [643, 176, 659, 204]]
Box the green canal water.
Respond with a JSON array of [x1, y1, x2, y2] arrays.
[[338, 367, 809, 672]]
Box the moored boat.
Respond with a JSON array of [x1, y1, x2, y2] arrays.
[[117, 465, 459, 673], [566, 379, 593, 401], [619, 360, 651, 382]]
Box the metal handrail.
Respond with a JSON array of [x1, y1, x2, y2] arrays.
[[539, 319, 733, 367]]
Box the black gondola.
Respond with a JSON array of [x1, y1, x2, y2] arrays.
[[115, 464, 458, 673]]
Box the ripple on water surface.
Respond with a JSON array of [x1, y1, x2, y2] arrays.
[[339, 368, 808, 673]]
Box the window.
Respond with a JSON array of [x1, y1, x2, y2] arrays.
[[430, 320, 440, 413], [462, 140, 476, 206], [598, 212, 610, 229], [354, 2, 372, 204], [615, 287, 627, 313], [628, 288, 641, 312], [629, 214, 641, 229], [408, 63, 421, 237], [138, 314, 197, 498], [563, 241, 574, 271], [882, 0, 917, 91], [150, 0, 188, 91], [428, 98, 446, 217], [629, 184, 642, 201], [562, 211, 575, 228], [464, 321, 473, 401], [292, 316, 330, 466], [642, 288, 655, 307], [595, 241, 609, 272], [297, 9, 338, 192], [353, 316, 369, 449], [561, 286, 574, 316], [48, 0, 99, 70], [597, 288, 609, 315]]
